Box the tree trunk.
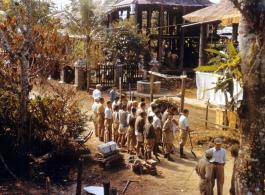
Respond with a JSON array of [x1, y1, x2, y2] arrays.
[[236, 15, 265, 194]]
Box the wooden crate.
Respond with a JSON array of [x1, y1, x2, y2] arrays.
[[228, 111, 237, 128], [216, 109, 225, 130]]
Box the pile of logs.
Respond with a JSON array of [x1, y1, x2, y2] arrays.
[[154, 97, 180, 113]]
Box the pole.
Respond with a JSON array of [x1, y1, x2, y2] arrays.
[[103, 180, 110, 195], [76, 158, 84, 195], [150, 72, 154, 102], [46, 177, 50, 195], [129, 83, 131, 101], [180, 71, 186, 112], [199, 24, 205, 67], [119, 77, 122, 99], [205, 98, 209, 129]]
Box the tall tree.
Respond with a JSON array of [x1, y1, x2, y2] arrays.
[[228, 0, 265, 194]]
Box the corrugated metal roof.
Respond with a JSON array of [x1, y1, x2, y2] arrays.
[[113, 0, 212, 8]]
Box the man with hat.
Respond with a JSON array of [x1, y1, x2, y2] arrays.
[[195, 149, 213, 195], [93, 84, 102, 100], [109, 84, 117, 102], [229, 146, 239, 195], [210, 138, 227, 195], [92, 97, 100, 137]]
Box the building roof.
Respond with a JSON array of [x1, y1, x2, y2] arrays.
[[183, 1, 236, 23], [113, 0, 212, 8]]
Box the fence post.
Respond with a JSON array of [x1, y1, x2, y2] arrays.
[[119, 77, 122, 99], [76, 158, 84, 195], [116, 60, 123, 87], [180, 71, 186, 112], [87, 69, 91, 92], [150, 72, 154, 102]]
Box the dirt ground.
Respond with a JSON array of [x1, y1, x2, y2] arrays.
[[0, 81, 239, 195]]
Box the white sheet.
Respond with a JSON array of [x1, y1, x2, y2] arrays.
[[196, 72, 243, 105]]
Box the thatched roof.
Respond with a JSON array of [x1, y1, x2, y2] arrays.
[[221, 9, 240, 26], [113, 0, 212, 8], [183, 1, 236, 23]]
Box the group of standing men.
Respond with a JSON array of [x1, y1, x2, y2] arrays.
[[91, 84, 192, 162], [195, 138, 239, 195]]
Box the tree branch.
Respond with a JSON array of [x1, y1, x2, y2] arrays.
[[0, 29, 18, 58], [0, 70, 19, 96], [0, 152, 18, 180], [10, 0, 26, 36]]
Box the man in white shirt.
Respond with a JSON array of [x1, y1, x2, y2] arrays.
[[210, 138, 227, 195], [93, 84, 101, 100], [171, 107, 179, 137], [148, 105, 157, 118], [104, 101, 113, 142], [92, 97, 99, 137], [112, 97, 119, 111], [153, 110, 162, 156], [178, 109, 191, 158], [147, 102, 156, 117]]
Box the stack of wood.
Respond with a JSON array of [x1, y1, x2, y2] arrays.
[[143, 159, 157, 175], [94, 142, 124, 168], [154, 97, 180, 113]]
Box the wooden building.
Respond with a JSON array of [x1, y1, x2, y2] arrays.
[[105, 0, 213, 73]]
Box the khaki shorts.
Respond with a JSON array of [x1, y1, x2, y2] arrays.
[[180, 129, 188, 146], [113, 122, 119, 136], [136, 134, 143, 142], [118, 126, 128, 135]]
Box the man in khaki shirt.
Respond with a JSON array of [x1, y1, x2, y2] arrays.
[[195, 149, 213, 195], [97, 98, 105, 142], [136, 103, 146, 117], [162, 112, 174, 162]]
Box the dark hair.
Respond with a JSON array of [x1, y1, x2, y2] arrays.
[[122, 104, 127, 109], [171, 107, 177, 112], [140, 112, 146, 117], [140, 102, 146, 107], [157, 104, 162, 109], [132, 107, 137, 113], [114, 105, 119, 111], [148, 116, 153, 122], [100, 98, 104, 101], [121, 95, 125, 99], [231, 151, 238, 157], [140, 98, 145, 102], [107, 101, 112, 105], [206, 156, 212, 160], [132, 96, 137, 100], [155, 110, 161, 115], [112, 84, 116, 87], [151, 105, 157, 111], [167, 105, 172, 109], [183, 109, 189, 114], [115, 97, 119, 101]]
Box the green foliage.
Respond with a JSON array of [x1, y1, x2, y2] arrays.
[[194, 41, 242, 98], [92, 18, 149, 66]]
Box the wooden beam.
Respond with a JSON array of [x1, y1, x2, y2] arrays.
[[232, 23, 238, 43], [199, 24, 205, 67], [180, 7, 186, 73], [158, 5, 164, 68]]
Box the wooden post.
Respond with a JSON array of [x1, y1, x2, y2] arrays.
[[205, 99, 210, 129], [134, 3, 138, 26], [119, 77, 122, 99], [76, 158, 84, 195], [180, 7, 186, 73], [87, 70, 91, 92], [232, 23, 238, 43], [199, 24, 205, 67], [109, 187, 117, 195], [158, 5, 164, 68], [180, 71, 186, 112], [150, 72, 154, 102], [103, 180, 110, 195], [46, 177, 50, 195]]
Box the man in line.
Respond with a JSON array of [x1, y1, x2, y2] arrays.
[[135, 111, 146, 159], [229, 146, 239, 195], [162, 112, 175, 162], [179, 109, 191, 158], [127, 96, 137, 113], [138, 98, 145, 109], [122, 93, 128, 105], [162, 105, 172, 124], [130, 101, 138, 114], [210, 138, 227, 195], [153, 110, 162, 156], [117, 95, 125, 109], [104, 101, 113, 142], [93, 84, 101, 100], [127, 108, 137, 155], [147, 102, 156, 116], [117, 104, 128, 149], [148, 105, 157, 118], [143, 116, 156, 160], [92, 97, 99, 137], [97, 98, 105, 142], [112, 97, 119, 111], [136, 102, 146, 117], [157, 104, 163, 114], [112, 106, 120, 143], [195, 149, 213, 195], [109, 84, 117, 102], [171, 107, 179, 137]]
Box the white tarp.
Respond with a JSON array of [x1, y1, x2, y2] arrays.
[[196, 72, 243, 105]]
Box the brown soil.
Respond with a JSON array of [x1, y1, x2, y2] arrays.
[[0, 80, 239, 195]]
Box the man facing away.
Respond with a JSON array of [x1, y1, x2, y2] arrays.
[[195, 149, 213, 195], [153, 110, 162, 156], [135, 111, 146, 159], [229, 146, 239, 195], [112, 105, 120, 143], [104, 101, 113, 142], [162, 105, 172, 124], [136, 102, 146, 117], [97, 98, 105, 142], [109, 84, 117, 102], [117, 104, 128, 149], [92, 97, 99, 137], [178, 109, 191, 158], [127, 107, 137, 155], [210, 138, 227, 195], [93, 84, 101, 100], [112, 97, 119, 111], [138, 98, 145, 109], [143, 116, 156, 160], [162, 112, 175, 162]]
